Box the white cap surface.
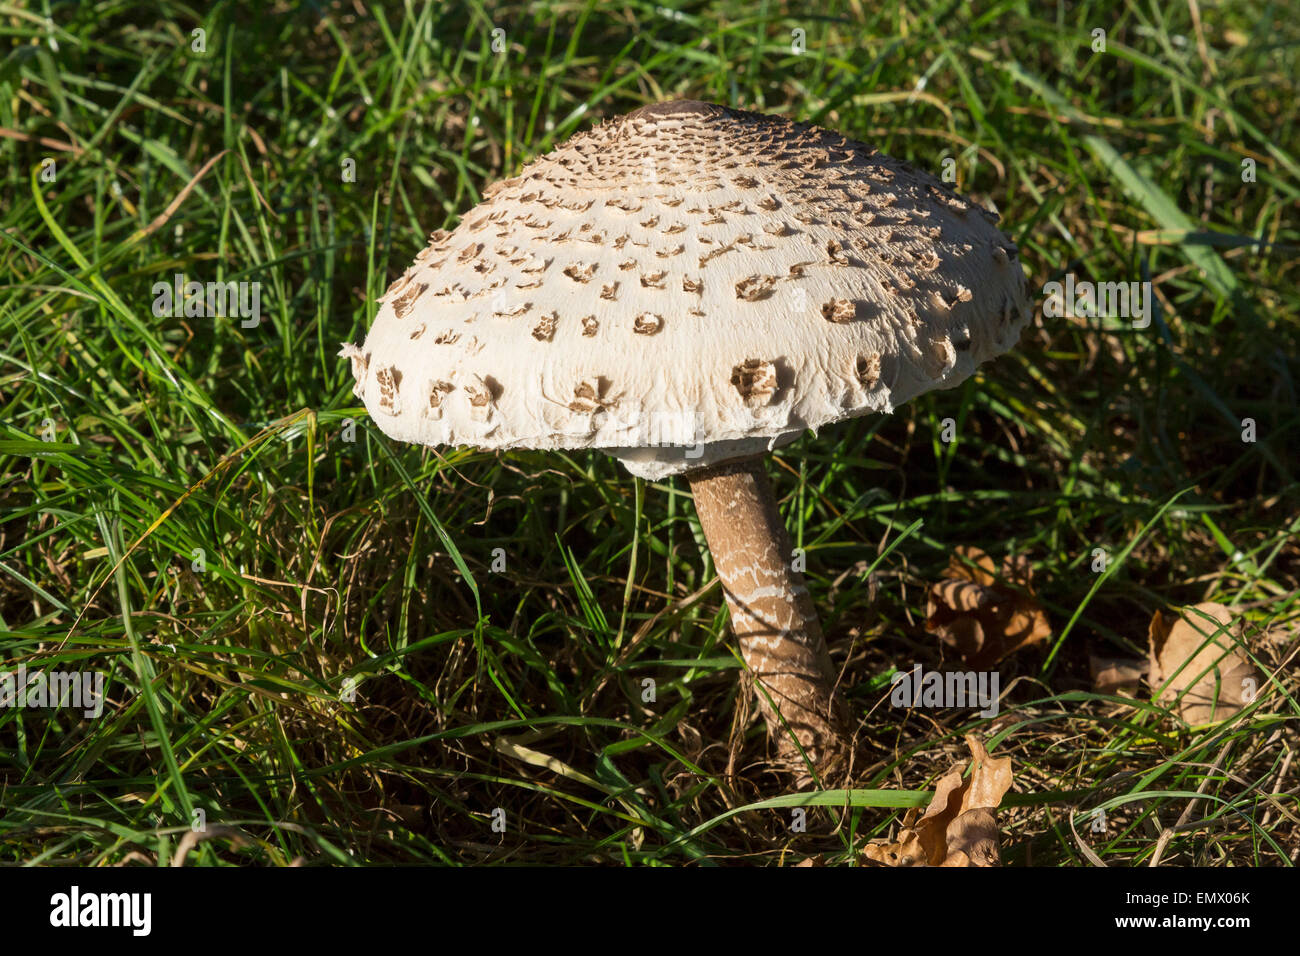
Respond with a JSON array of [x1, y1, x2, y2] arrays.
[[341, 100, 1032, 479]]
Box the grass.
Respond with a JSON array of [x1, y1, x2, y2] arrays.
[[0, 0, 1296, 866]]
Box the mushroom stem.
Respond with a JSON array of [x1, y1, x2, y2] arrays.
[[687, 457, 848, 782]]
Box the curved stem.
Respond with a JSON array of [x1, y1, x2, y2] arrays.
[[687, 457, 847, 782]]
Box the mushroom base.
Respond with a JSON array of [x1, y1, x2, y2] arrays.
[[686, 456, 849, 783]]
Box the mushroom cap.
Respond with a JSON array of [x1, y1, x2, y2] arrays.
[[341, 100, 1033, 479]]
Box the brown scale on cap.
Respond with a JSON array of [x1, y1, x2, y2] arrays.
[[426, 380, 454, 418], [382, 268, 414, 301], [855, 352, 881, 389], [462, 375, 495, 422], [731, 358, 778, 407], [735, 275, 778, 301], [822, 299, 857, 323], [568, 380, 619, 414], [493, 300, 529, 317], [633, 312, 664, 335], [375, 366, 402, 414], [826, 239, 851, 265], [532, 311, 558, 342]]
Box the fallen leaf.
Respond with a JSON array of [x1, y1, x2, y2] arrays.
[[942, 808, 1000, 867], [862, 735, 1013, 867], [1147, 602, 1260, 724], [926, 546, 1053, 668], [1090, 655, 1147, 697]]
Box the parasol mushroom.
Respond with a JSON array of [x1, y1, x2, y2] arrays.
[[340, 100, 1032, 782]]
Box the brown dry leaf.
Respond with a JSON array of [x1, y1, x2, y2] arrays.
[[1090, 655, 1148, 697], [941, 808, 1000, 867], [862, 735, 1013, 867], [926, 546, 1053, 668], [1147, 602, 1260, 724]]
